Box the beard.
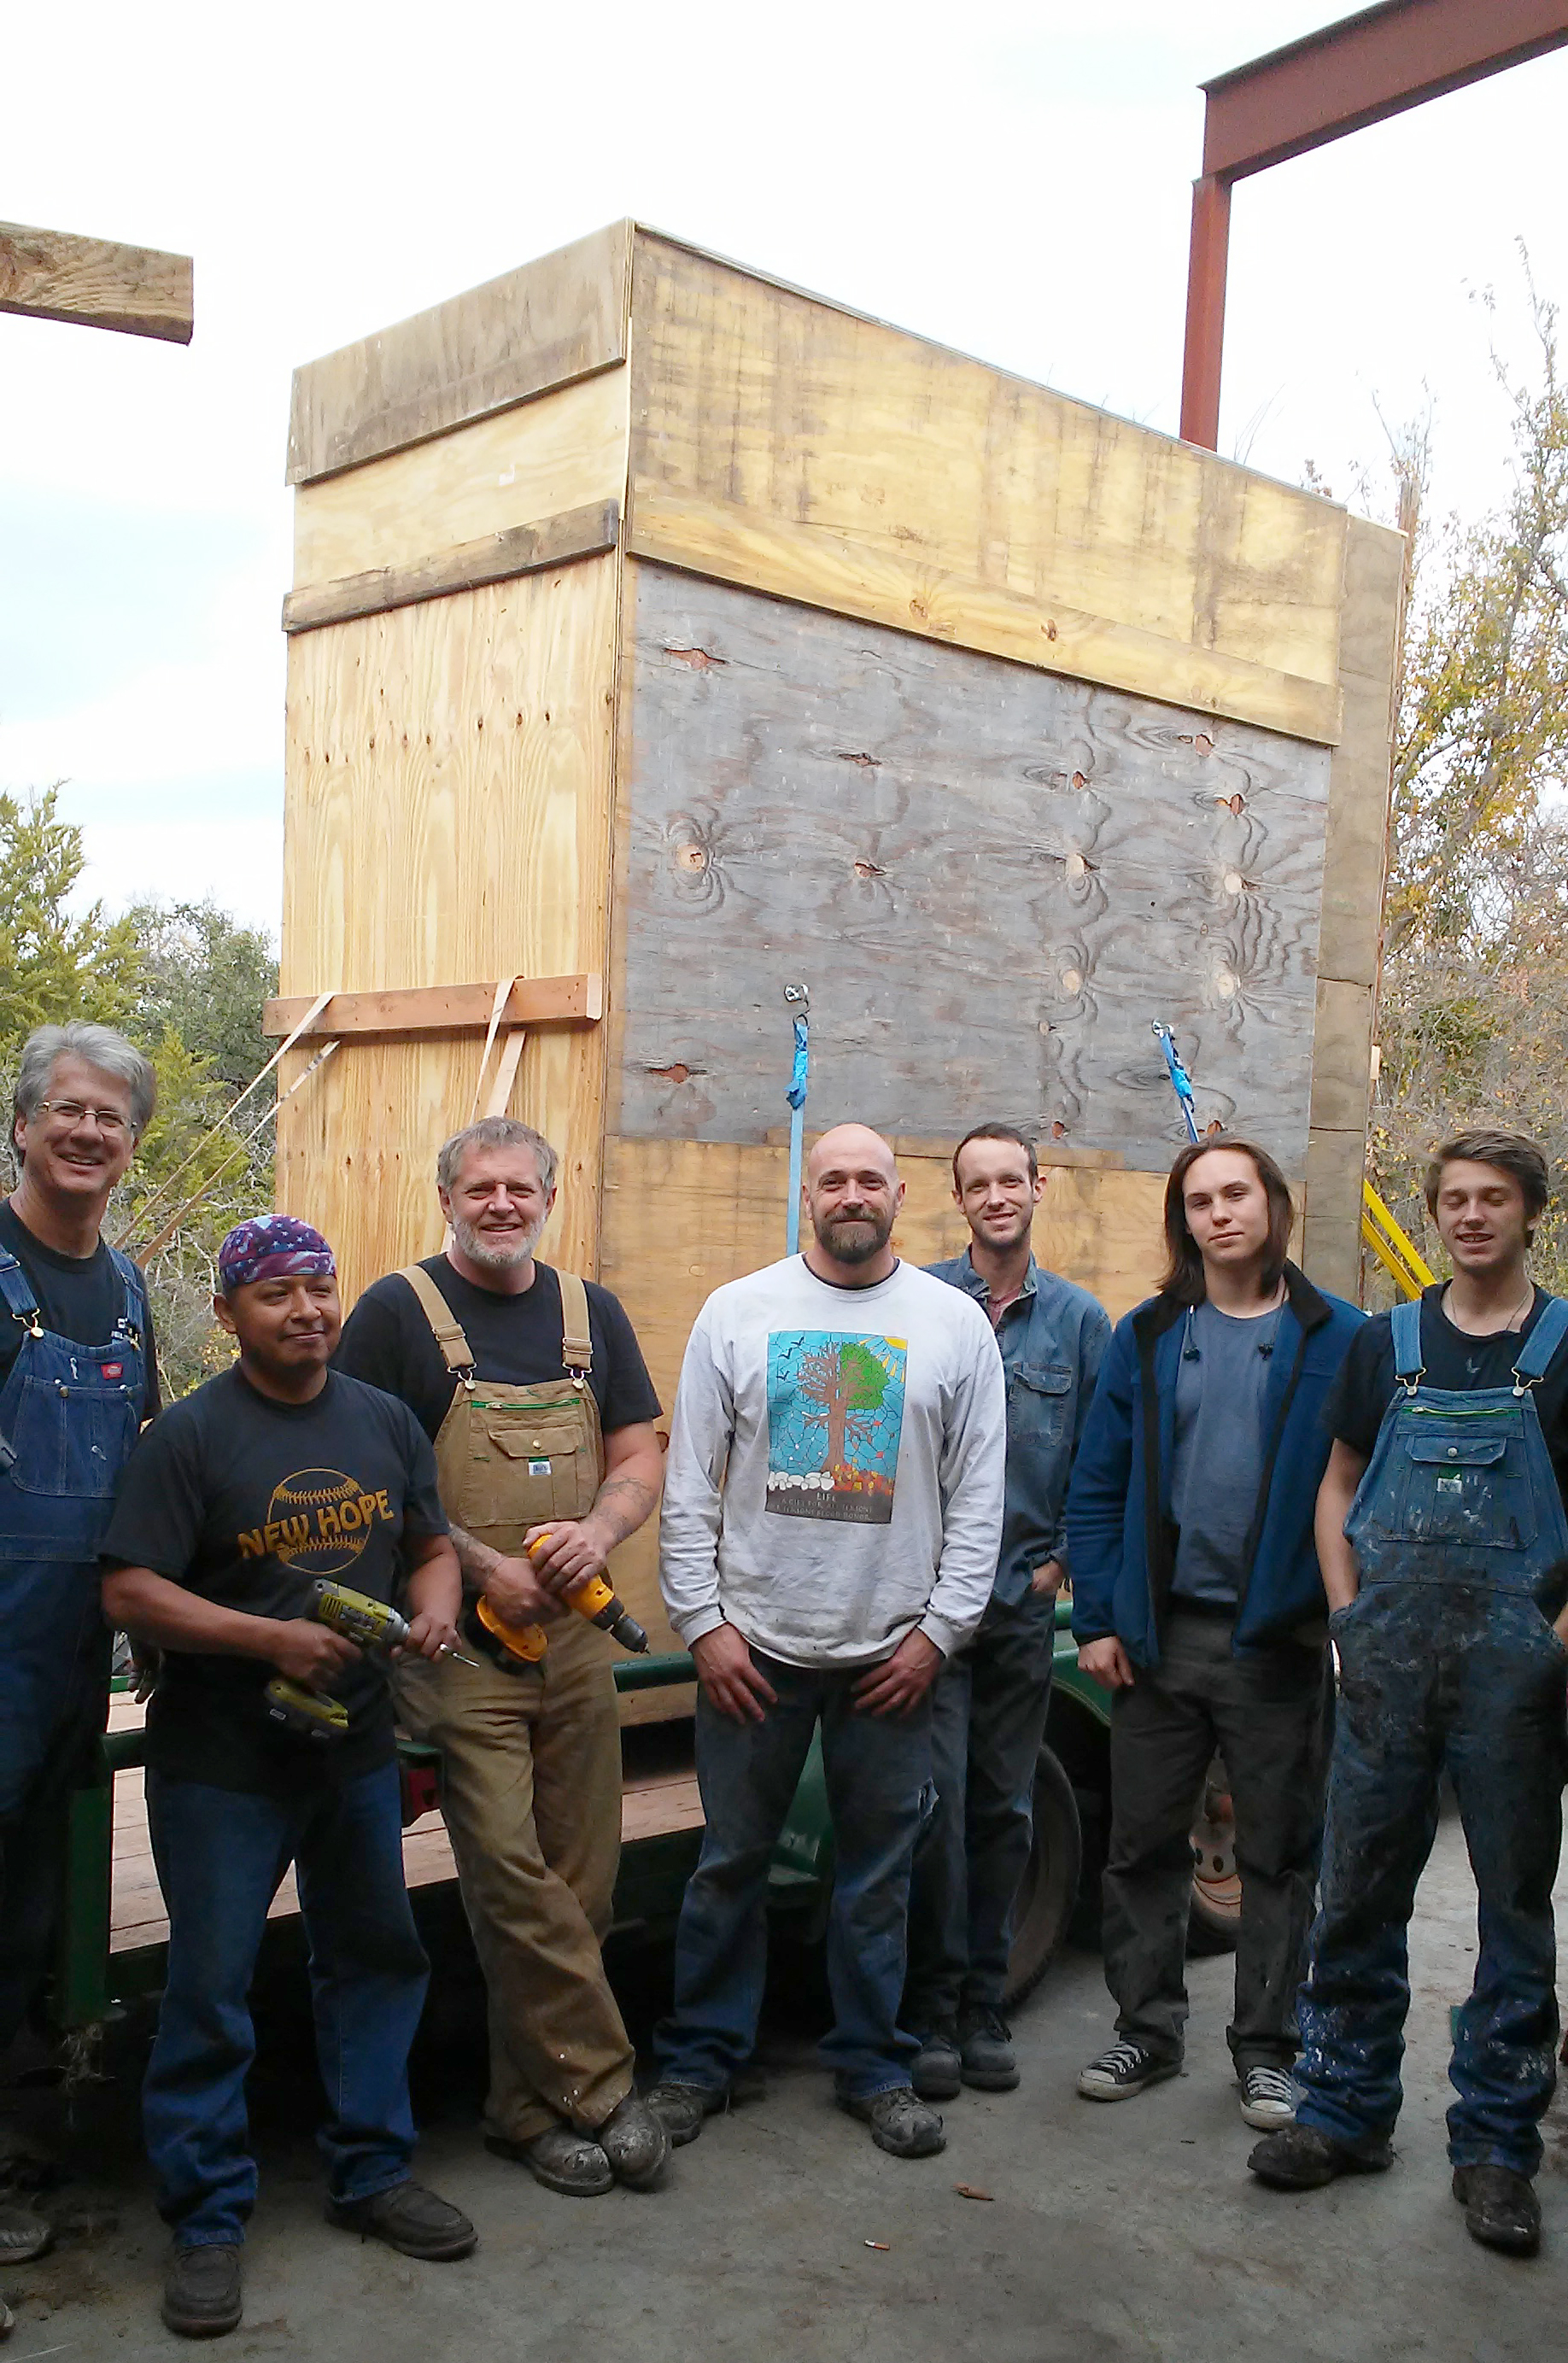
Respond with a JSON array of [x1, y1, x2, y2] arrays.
[[452, 1210, 546, 1272], [812, 1204, 894, 1264]]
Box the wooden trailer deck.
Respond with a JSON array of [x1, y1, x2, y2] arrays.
[[104, 1694, 704, 1957]]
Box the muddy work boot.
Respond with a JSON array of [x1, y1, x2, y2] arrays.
[[595, 2094, 670, 2190], [162, 2241, 244, 2338], [485, 2124, 612, 2196], [910, 2022, 962, 2103], [642, 2081, 728, 2150], [325, 2179, 477, 2258], [839, 2086, 946, 2159], [958, 2007, 1020, 2092], [1248, 2124, 1392, 2189], [1453, 2165, 1541, 2258]]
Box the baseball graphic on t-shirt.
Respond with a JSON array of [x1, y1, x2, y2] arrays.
[[235, 1468, 398, 1577]]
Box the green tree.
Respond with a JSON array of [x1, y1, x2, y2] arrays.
[[0, 786, 143, 1034], [1357, 264, 1568, 1299]]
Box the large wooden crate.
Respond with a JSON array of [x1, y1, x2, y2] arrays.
[[272, 222, 1403, 1682]]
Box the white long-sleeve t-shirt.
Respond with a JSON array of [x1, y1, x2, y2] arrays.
[[658, 1255, 1007, 1669]]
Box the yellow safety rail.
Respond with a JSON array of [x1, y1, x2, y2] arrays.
[[1360, 1179, 1435, 1301]]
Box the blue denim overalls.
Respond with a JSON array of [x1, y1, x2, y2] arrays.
[[0, 1243, 149, 2041], [1294, 1295, 1568, 2173]]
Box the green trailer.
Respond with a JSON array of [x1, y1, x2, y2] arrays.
[[53, 1600, 1236, 2033]]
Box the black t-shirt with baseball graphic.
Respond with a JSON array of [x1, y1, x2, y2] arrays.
[[102, 1365, 448, 1794]]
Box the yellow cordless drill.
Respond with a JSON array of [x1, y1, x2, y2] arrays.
[[469, 1534, 648, 1668], [264, 1578, 476, 1740]]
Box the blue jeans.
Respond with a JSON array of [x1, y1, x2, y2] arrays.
[[1295, 1585, 1566, 2173], [144, 1763, 430, 2245], [905, 1593, 1055, 2024], [654, 1652, 933, 2100]]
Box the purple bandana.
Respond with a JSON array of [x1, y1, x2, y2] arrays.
[[219, 1215, 336, 1296]]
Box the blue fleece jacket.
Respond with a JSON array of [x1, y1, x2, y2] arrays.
[[1066, 1263, 1363, 1664]]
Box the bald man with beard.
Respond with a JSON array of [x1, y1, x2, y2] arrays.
[[646, 1126, 1007, 2161]]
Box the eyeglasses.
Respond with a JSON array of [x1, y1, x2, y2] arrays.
[[33, 1100, 132, 1135]]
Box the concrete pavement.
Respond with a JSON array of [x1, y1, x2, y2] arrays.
[[3, 1799, 1562, 2361]]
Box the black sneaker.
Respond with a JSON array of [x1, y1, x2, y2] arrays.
[[839, 2086, 945, 2159], [1453, 2165, 1541, 2257], [162, 2241, 243, 2338], [958, 2007, 1020, 2093], [0, 2201, 53, 2262], [325, 2179, 477, 2259], [642, 2081, 728, 2149], [1248, 2124, 1392, 2189], [910, 2021, 962, 2102], [1076, 2040, 1180, 2103]]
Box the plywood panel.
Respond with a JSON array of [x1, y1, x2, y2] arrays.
[[293, 367, 630, 589], [628, 232, 1347, 724], [278, 556, 619, 1305], [615, 563, 1331, 1175], [288, 220, 630, 483]]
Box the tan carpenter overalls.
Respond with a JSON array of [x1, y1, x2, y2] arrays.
[[389, 1263, 635, 2142]]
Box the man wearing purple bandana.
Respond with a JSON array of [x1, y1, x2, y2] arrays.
[[101, 1217, 476, 2338]]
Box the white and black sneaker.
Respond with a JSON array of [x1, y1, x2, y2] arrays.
[[1238, 2066, 1296, 2131], [1076, 2040, 1181, 2102]]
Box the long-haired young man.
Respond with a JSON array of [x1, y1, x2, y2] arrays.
[[1065, 1137, 1362, 2129]]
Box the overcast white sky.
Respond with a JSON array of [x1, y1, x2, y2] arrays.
[[4, 1, 1567, 942]]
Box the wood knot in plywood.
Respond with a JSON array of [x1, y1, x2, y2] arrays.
[[835, 751, 881, 769], [675, 843, 710, 874], [1050, 1120, 1068, 1139], [1215, 793, 1246, 815], [664, 644, 728, 671], [853, 859, 886, 880], [646, 1063, 706, 1085]]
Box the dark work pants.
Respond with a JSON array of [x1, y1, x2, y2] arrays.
[[905, 1593, 1055, 2026], [655, 1653, 933, 2100], [1103, 1611, 1330, 2073]]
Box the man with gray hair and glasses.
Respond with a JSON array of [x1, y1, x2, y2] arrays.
[[335, 1117, 669, 2199], [0, 1021, 158, 2263]]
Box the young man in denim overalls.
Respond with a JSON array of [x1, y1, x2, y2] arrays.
[[1252, 1132, 1568, 2259], [0, 1022, 156, 2265]]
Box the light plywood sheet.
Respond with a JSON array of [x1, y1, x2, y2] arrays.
[[293, 366, 630, 590], [615, 564, 1331, 1176], [288, 220, 630, 484], [278, 555, 619, 1306], [628, 232, 1347, 732]]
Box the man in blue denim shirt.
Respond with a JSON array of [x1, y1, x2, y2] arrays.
[[908, 1126, 1110, 2097]]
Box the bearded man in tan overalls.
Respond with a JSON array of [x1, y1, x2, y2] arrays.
[[335, 1118, 669, 2196]]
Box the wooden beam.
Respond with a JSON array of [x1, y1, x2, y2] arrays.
[[264, 975, 604, 1041], [0, 221, 192, 344], [286, 221, 630, 484], [281, 499, 621, 635]]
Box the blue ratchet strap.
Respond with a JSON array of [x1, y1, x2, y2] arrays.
[[1154, 1023, 1200, 1144], [785, 1013, 810, 1256]]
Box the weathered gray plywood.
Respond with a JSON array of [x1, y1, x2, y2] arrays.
[[615, 564, 1332, 1174]]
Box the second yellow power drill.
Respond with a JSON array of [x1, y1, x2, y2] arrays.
[[469, 1534, 648, 1666]]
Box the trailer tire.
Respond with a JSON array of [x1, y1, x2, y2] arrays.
[[1187, 1755, 1242, 1956], [1002, 1742, 1083, 2009]]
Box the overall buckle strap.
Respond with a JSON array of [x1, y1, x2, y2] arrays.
[[559, 1271, 593, 1389], [1390, 1297, 1425, 1392], [400, 1266, 477, 1387], [1512, 1293, 1568, 1391]]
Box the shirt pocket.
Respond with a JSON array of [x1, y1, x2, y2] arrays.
[[461, 1400, 597, 1527], [1390, 1424, 1537, 1552], [1009, 1361, 1073, 1451]]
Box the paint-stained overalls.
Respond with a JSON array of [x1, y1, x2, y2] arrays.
[[0, 1243, 149, 2043], [1295, 1295, 1568, 2173]]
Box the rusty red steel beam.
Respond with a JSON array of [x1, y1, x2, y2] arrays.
[[1179, 0, 1568, 448]]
